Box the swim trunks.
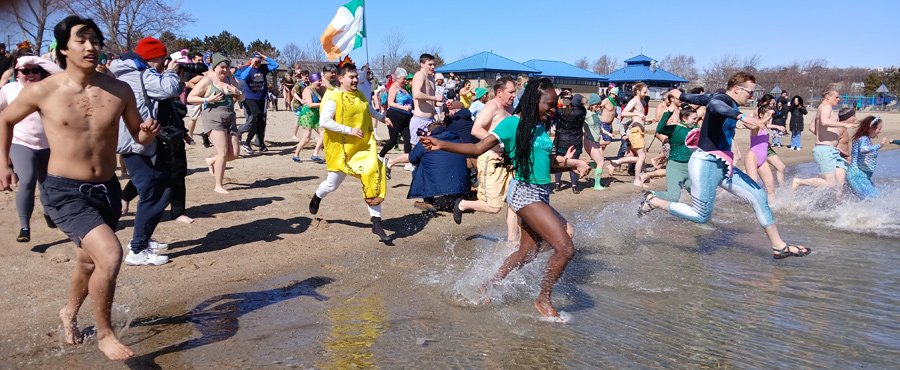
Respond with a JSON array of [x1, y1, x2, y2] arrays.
[[813, 144, 848, 174], [40, 175, 122, 247], [476, 150, 512, 209], [507, 178, 552, 212]]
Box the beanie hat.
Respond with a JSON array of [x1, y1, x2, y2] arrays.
[[588, 93, 602, 106], [838, 107, 856, 122], [134, 37, 167, 61], [210, 53, 230, 69]]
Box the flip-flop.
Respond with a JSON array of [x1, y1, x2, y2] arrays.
[[772, 245, 811, 259]]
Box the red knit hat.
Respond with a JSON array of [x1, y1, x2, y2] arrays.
[[134, 37, 167, 61]]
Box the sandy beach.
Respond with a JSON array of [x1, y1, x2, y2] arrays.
[[1, 105, 897, 368]]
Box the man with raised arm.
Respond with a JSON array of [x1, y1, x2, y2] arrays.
[[0, 16, 158, 360], [451, 76, 520, 245]]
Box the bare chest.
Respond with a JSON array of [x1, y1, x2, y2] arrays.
[[42, 89, 124, 133]]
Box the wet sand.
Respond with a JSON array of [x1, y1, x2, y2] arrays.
[[1, 106, 898, 368]]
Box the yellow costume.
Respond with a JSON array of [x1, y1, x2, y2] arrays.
[[322, 89, 387, 203]]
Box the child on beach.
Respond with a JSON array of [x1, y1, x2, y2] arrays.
[[847, 116, 887, 199]]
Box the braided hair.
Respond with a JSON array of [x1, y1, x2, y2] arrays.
[[509, 77, 554, 183]]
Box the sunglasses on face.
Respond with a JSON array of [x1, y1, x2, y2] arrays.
[[737, 86, 755, 97], [18, 67, 42, 75]]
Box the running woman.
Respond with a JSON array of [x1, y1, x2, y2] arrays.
[[0, 55, 61, 242], [846, 115, 887, 199], [421, 77, 591, 322], [639, 72, 811, 260]]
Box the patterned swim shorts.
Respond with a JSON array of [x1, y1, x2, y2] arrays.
[[506, 178, 552, 212]]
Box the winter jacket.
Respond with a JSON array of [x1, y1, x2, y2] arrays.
[[407, 127, 469, 199], [789, 105, 808, 133], [110, 52, 181, 156], [555, 101, 587, 151]]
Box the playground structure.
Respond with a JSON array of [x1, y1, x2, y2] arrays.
[[840, 93, 897, 111]]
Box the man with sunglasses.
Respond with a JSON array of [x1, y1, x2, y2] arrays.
[[640, 72, 812, 260]]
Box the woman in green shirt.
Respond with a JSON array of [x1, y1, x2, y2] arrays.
[[420, 78, 591, 322], [651, 107, 700, 202]]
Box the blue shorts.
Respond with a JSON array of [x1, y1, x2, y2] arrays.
[[812, 145, 848, 174], [600, 123, 613, 142]]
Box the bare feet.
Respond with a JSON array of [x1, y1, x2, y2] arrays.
[[120, 200, 129, 216], [605, 163, 616, 175], [476, 282, 494, 305], [214, 186, 229, 195], [97, 334, 135, 360], [59, 306, 82, 345], [791, 178, 800, 192], [175, 215, 194, 224], [632, 179, 646, 188], [205, 158, 215, 177], [534, 296, 562, 320]]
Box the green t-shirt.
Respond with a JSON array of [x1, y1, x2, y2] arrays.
[[656, 112, 697, 163], [491, 116, 553, 185]]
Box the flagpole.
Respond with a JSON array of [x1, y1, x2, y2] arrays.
[[363, 0, 370, 67]]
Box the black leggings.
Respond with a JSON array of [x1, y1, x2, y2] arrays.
[[380, 109, 412, 158]]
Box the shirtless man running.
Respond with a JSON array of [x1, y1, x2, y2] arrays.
[[410, 53, 443, 147], [0, 16, 158, 360], [791, 89, 857, 196], [453, 76, 520, 245]]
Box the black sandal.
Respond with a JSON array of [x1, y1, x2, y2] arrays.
[[772, 245, 811, 259], [637, 191, 655, 217]]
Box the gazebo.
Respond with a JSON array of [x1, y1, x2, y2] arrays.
[[521, 59, 608, 94], [436, 51, 539, 87], [875, 83, 890, 111], [605, 54, 689, 98]]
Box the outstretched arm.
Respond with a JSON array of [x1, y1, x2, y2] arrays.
[[420, 134, 498, 156]]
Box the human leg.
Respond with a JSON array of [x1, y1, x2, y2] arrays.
[[78, 226, 134, 360], [10, 144, 44, 232], [653, 160, 688, 202], [648, 153, 724, 223], [208, 130, 231, 194], [516, 202, 575, 319], [310, 171, 347, 214], [122, 154, 171, 255], [293, 127, 313, 159], [169, 139, 189, 221], [767, 155, 786, 187]]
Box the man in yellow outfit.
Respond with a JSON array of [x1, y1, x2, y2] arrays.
[[309, 62, 393, 243]]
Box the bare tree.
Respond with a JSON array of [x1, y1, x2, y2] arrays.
[[658, 54, 698, 81], [9, 0, 64, 53], [591, 55, 618, 75], [376, 31, 406, 77], [281, 42, 302, 67], [574, 56, 589, 70], [702, 54, 747, 90], [301, 37, 326, 62], [66, 0, 195, 53]]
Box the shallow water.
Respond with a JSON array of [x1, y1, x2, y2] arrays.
[[14, 152, 900, 369]]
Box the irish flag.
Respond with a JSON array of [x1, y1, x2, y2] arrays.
[[321, 0, 366, 61]]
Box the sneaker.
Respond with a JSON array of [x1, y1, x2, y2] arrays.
[[16, 228, 30, 243], [149, 240, 169, 251], [404, 163, 415, 172], [292, 156, 302, 163], [309, 194, 322, 215], [371, 216, 391, 244], [258, 146, 269, 153], [241, 144, 255, 154], [311, 156, 326, 164], [201, 133, 212, 148], [125, 249, 169, 266]]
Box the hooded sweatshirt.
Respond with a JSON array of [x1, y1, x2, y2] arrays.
[[110, 51, 181, 156]]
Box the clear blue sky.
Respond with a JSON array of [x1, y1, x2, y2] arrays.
[[179, 0, 899, 69]]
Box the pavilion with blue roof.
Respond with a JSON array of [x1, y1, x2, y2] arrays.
[[435, 51, 538, 83], [521, 59, 607, 93], [605, 54, 688, 95]]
